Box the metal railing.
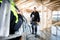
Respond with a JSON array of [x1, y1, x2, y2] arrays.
[[4, 16, 32, 40], [22, 15, 31, 33]]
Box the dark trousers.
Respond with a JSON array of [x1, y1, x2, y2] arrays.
[[14, 19, 23, 31], [31, 22, 37, 35]]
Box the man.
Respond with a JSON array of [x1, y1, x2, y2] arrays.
[[10, 11, 16, 34], [14, 9, 24, 32], [30, 7, 40, 37]]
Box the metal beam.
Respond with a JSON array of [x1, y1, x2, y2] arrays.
[[0, 0, 11, 37]]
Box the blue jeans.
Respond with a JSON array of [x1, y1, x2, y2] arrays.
[[14, 19, 23, 31], [31, 22, 37, 35]]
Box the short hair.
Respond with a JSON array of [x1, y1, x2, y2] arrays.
[[34, 7, 36, 9]]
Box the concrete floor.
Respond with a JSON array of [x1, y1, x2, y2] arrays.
[[0, 24, 60, 40]]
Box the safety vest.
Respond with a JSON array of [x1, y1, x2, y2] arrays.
[[11, 4, 18, 23], [0, 0, 18, 23], [0, 0, 2, 3]]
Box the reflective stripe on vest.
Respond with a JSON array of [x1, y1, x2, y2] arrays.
[[11, 5, 18, 23]]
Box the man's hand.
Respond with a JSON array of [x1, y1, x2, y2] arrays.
[[37, 22, 40, 24]]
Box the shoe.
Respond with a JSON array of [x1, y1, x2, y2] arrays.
[[35, 35, 40, 38], [35, 35, 37, 37], [32, 33, 34, 34]]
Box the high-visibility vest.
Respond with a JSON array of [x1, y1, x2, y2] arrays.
[[0, 0, 18, 23], [0, 0, 2, 3], [11, 5, 18, 23]]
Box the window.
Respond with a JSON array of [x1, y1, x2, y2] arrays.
[[52, 11, 60, 21]]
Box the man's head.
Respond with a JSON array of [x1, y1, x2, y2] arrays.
[[34, 7, 36, 12]]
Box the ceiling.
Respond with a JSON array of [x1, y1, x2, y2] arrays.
[[14, 0, 60, 11], [14, 0, 60, 26]]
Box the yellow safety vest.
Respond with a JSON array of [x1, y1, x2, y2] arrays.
[[0, 0, 2, 3], [0, 0, 18, 23], [11, 5, 18, 23], [10, 1, 18, 23]]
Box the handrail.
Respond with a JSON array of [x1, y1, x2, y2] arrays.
[[21, 15, 31, 33], [22, 15, 27, 23], [22, 18, 31, 33]]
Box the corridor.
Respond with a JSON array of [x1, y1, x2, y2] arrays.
[[0, 0, 60, 40]]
